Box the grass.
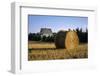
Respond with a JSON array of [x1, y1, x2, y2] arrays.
[[28, 41, 88, 61]]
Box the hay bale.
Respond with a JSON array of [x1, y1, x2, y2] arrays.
[[55, 30, 79, 49], [55, 30, 67, 48], [65, 31, 79, 50]]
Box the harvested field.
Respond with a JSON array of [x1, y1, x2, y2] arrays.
[[28, 41, 88, 61]]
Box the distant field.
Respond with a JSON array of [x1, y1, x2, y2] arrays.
[[28, 41, 88, 61]]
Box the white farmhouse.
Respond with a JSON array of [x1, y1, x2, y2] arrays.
[[40, 28, 53, 37]]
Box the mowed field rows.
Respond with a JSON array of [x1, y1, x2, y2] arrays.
[[28, 41, 88, 61]]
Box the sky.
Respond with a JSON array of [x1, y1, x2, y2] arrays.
[[28, 15, 88, 33]]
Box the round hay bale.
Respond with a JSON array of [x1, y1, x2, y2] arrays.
[[55, 30, 67, 48], [55, 30, 79, 49], [65, 31, 79, 50]]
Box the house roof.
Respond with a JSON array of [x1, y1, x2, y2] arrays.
[[40, 28, 52, 34]]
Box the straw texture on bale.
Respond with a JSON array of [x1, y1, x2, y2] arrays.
[[65, 31, 79, 50], [55, 30, 79, 49]]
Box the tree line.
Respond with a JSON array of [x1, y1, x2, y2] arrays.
[[28, 33, 56, 42], [28, 28, 88, 43], [76, 28, 88, 43]]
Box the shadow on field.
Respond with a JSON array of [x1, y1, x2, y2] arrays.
[[29, 48, 56, 51]]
